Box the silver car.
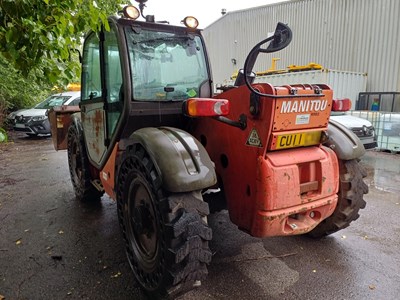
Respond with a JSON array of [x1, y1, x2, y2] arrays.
[[8, 91, 80, 136]]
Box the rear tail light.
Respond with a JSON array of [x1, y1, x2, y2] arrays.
[[332, 98, 352, 111], [184, 98, 230, 117]]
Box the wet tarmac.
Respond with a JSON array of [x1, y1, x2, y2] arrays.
[[0, 132, 399, 300]]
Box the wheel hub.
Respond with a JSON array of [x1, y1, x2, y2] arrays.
[[133, 201, 155, 239], [128, 178, 159, 266]]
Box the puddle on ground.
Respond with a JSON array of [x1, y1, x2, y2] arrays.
[[361, 151, 400, 193]]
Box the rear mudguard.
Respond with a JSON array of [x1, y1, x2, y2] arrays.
[[127, 127, 217, 193], [324, 119, 366, 160]]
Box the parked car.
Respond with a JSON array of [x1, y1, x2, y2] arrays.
[[8, 91, 80, 136], [330, 112, 377, 149]]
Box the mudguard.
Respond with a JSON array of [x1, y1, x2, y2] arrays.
[[129, 127, 217, 193], [324, 119, 365, 160]]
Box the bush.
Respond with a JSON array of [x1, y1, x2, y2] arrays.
[[0, 97, 9, 128], [0, 98, 9, 143], [0, 54, 54, 113], [0, 128, 8, 143]]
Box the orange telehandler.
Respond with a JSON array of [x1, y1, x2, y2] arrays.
[[49, 1, 368, 298]]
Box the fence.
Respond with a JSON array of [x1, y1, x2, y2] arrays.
[[349, 92, 400, 152], [356, 92, 400, 112]]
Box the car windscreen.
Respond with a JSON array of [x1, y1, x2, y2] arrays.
[[35, 95, 72, 109], [126, 28, 209, 101]]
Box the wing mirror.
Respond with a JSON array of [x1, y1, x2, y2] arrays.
[[265, 22, 292, 53], [234, 22, 292, 87]]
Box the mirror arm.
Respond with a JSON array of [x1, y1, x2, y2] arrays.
[[234, 35, 275, 87], [213, 114, 247, 130], [242, 36, 275, 94], [244, 35, 275, 75]]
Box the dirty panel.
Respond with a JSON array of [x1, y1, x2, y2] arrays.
[[48, 106, 80, 151], [82, 103, 107, 164]]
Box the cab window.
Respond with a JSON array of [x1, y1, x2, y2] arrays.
[[104, 28, 123, 136], [82, 33, 101, 100]]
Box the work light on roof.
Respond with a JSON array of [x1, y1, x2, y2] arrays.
[[122, 5, 140, 20], [182, 16, 199, 29]]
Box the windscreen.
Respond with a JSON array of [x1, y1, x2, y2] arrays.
[[126, 28, 209, 101], [35, 95, 71, 109]]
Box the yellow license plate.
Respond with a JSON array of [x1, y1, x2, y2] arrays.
[[275, 131, 321, 150]]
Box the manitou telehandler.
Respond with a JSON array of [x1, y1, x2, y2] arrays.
[[49, 1, 368, 298]]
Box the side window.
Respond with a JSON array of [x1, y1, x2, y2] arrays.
[[69, 98, 81, 106], [105, 31, 123, 103], [82, 33, 101, 100], [104, 28, 123, 136]]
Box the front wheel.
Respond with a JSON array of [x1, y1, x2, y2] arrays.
[[308, 159, 368, 238], [117, 144, 212, 299], [67, 125, 103, 201]]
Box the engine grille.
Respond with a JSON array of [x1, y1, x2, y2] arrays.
[[15, 116, 31, 123], [352, 126, 374, 137]]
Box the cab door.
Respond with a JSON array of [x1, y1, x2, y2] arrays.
[[81, 26, 123, 166]]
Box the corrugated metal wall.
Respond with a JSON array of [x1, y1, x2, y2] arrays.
[[203, 0, 400, 93]]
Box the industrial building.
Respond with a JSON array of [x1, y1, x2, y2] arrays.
[[203, 0, 400, 94]]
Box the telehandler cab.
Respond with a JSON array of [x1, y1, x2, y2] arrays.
[[49, 1, 368, 298]]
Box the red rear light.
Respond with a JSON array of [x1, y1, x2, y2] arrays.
[[332, 98, 352, 111], [184, 98, 230, 117]]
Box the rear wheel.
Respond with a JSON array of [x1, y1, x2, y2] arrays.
[[117, 144, 212, 299], [67, 125, 103, 201], [308, 159, 368, 238]]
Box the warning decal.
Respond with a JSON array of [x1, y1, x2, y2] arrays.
[[246, 128, 263, 147]]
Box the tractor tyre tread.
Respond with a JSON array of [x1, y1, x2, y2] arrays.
[[308, 159, 368, 238], [67, 125, 103, 201], [116, 144, 212, 299]]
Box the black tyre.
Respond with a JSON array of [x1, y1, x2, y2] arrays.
[[117, 144, 212, 299], [67, 125, 103, 201], [308, 159, 368, 238]]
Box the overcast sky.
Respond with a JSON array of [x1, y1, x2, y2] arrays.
[[138, 0, 283, 28]]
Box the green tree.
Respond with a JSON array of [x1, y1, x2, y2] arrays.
[[0, 0, 125, 84], [0, 0, 126, 128], [0, 54, 52, 109]]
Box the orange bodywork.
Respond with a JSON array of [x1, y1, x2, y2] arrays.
[[100, 143, 119, 200], [272, 86, 331, 132], [252, 145, 338, 237], [191, 83, 339, 237]]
